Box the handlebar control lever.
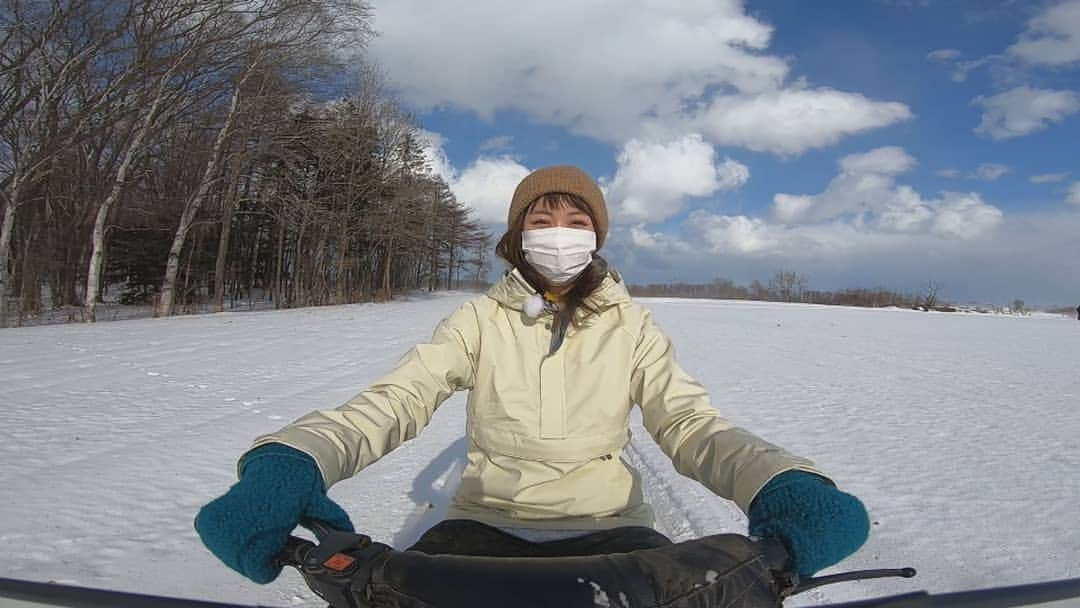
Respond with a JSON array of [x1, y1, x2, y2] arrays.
[[281, 530, 391, 608]]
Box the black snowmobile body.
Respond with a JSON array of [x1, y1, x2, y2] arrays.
[[2, 528, 1079, 608]]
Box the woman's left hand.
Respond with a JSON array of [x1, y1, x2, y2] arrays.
[[748, 470, 870, 577]]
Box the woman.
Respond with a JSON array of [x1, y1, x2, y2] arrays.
[[195, 165, 869, 585]]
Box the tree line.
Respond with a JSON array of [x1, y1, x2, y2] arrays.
[[629, 271, 929, 309], [1, 0, 488, 328], [629, 272, 1068, 314]]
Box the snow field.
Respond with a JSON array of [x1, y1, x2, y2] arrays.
[[0, 293, 1077, 606]]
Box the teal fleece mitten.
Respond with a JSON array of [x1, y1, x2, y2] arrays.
[[194, 443, 354, 583], [748, 471, 869, 577]]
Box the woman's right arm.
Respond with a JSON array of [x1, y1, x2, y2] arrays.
[[243, 301, 480, 488]]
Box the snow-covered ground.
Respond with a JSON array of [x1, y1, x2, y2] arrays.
[[1, 293, 1078, 607]]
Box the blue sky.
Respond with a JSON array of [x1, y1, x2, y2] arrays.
[[364, 0, 1080, 306]]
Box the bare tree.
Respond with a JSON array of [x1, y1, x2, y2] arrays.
[[2, 0, 494, 324], [0, 0, 135, 326], [83, 0, 234, 321], [156, 56, 257, 317], [1011, 299, 1025, 315], [922, 280, 941, 310], [157, 0, 373, 317], [768, 270, 807, 302]]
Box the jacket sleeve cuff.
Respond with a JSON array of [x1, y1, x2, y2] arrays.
[[742, 466, 834, 515], [240, 433, 342, 490]]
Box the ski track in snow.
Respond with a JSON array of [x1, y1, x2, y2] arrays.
[[1, 294, 1078, 607]]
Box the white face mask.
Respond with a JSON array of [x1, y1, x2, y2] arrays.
[[521, 227, 597, 285]]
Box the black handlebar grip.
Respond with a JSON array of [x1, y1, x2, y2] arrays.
[[276, 536, 316, 569], [301, 518, 337, 540], [757, 536, 792, 571]]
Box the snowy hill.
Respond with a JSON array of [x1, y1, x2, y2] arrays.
[[1, 294, 1078, 607]]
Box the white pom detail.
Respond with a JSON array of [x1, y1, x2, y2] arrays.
[[523, 294, 545, 319]]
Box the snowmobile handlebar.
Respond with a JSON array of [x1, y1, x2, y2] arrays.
[[275, 520, 918, 608], [2, 525, 1079, 608], [275, 525, 797, 607], [275, 522, 1080, 608]]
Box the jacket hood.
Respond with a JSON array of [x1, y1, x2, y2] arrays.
[[487, 262, 631, 315]]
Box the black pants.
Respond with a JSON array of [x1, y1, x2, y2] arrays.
[[406, 518, 673, 557], [367, 522, 781, 607]]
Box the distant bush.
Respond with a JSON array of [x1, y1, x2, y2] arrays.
[[1047, 306, 1078, 317]]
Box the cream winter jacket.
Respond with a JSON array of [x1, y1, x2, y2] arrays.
[[248, 268, 826, 530]]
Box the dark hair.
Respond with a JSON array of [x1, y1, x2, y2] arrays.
[[496, 193, 607, 325]]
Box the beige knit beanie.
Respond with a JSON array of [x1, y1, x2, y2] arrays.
[[508, 165, 609, 249]]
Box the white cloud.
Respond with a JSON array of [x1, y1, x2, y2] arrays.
[[716, 157, 752, 191], [1008, 0, 1080, 66], [657, 204, 1014, 260], [479, 136, 514, 152], [927, 2, 1080, 88], [370, 1, 781, 138], [688, 212, 788, 256], [628, 224, 693, 254], [599, 151, 1072, 303], [1069, 182, 1080, 207], [605, 135, 748, 223], [695, 89, 912, 156], [770, 193, 816, 224], [927, 48, 962, 61], [923, 48, 1002, 82], [1030, 173, 1068, 183], [771, 147, 916, 225], [973, 86, 1080, 139], [875, 187, 937, 234], [768, 147, 1003, 240], [421, 130, 754, 230], [933, 164, 1006, 180], [970, 164, 1010, 181], [418, 131, 530, 225], [451, 157, 531, 226], [951, 57, 997, 83], [606, 210, 1080, 304], [681, 210, 920, 259], [931, 193, 1006, 239], [368, 1, 911, 156], [416, 129, 455, 183], [875, 0, 931, 8], [839, 146, 917, 175]]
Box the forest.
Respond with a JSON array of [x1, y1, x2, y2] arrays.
[[0, 0, 489, 328]]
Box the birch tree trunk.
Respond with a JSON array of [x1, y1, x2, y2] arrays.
[[382, 238, 393, 301], [335, 223, 349, 304], [292, 220, 306, 307], [212, 163, 243, 312], [0, 191, 18, 328], [18, 222, 42, 322], [274, 220, 285, 307], [85, 115, 154, 322], [84, 50, 184, 322], [158, 64, 254, 317], [246, 224, 263, 307]]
